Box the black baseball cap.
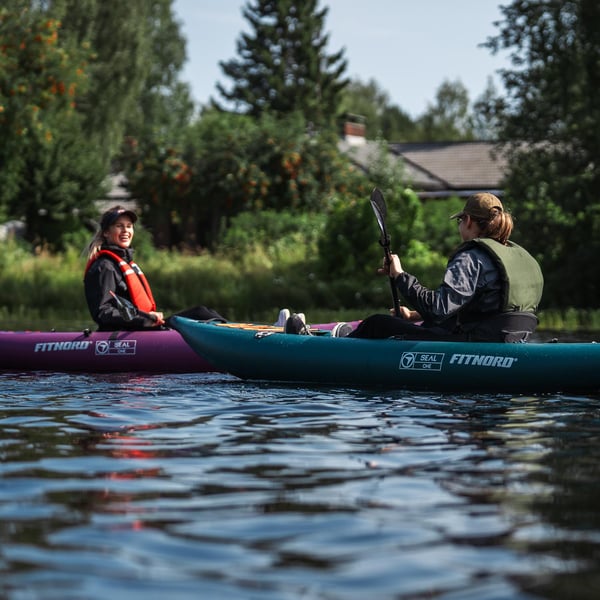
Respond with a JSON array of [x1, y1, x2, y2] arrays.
[[100, 206, 138, 230]]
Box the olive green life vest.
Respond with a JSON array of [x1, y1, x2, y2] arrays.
[[465, 238, 544, 313]]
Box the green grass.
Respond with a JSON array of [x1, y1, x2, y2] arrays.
[[1, 240, 599, 332]]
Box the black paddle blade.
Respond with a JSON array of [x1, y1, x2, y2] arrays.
[[370, 188, 389, 247]]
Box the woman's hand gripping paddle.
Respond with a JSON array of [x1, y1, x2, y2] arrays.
[[370, 188, 401, 317], [110, 290, 163, 325]]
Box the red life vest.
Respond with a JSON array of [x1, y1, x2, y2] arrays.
[[85, 250, 157, 313]]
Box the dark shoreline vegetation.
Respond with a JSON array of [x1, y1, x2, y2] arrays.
[[1, 240, 599, 336]]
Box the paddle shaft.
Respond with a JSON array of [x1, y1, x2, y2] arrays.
[[382, 242, 401, 317], [370, 189, 401, 317]]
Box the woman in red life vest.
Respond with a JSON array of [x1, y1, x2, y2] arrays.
[[84, 206, 166, 330], [85, 206, 227, 331]]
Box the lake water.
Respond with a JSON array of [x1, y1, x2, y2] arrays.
[[1, 371, 599, 599]]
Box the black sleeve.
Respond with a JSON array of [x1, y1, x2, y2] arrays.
[[395, 251, 483, 324]]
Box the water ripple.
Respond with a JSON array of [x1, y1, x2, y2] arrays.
[[1, 373, 600, 598]]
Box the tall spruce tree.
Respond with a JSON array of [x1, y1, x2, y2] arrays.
[[215, 0, 348, 128], [484, 0, 600, 307]]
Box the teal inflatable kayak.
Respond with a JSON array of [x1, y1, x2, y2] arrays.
[[170, 316, 600, 394]]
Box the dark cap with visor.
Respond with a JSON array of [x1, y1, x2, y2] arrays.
[[100, 206, 138, 231], [450, 192, 503, 221]]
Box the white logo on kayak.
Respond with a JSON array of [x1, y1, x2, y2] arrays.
[[95, 340, 137, 356], [398, 352, 518, 372], [399, 352, 444, 371], [34, 341, 92, 352], [450, 353, 518, 368]]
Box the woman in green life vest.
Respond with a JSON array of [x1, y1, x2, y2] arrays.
[[337, 192, 544, 342]]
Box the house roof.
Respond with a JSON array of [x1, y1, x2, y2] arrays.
[[391, 141, 508, 196], [339, 138, 509, 198]]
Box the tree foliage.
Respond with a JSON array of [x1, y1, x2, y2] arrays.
[[317, 144, 428, 282], [484, 0, 600, 307], [0, 0, 188, 249], [416, 79, 475, 141], [121, 0, 193, 147], [122, 110, 364, 250], [340, 78, 418, 141], [52, 0, 157, 164], [0, 1, 106, 248], [471, 77, 502, 140], [215, 0, 348, 128], [341, 77, 483, 142]]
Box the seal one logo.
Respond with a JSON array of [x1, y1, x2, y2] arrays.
[[398, 352, 518, 372], [399, 352, 444, 371], [95, 339, 137, 356]]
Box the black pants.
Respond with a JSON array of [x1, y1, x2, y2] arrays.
[[348, 312, 538, 343], [348, 314, 465, 341], [168, 305, 227, 324]]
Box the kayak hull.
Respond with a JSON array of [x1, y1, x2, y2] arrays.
[[0, 328, 213, 373], [0, 321, 348, 374], [171, 317, 600, 394]]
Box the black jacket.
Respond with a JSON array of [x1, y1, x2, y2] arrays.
[[84, 244, 158, 331]]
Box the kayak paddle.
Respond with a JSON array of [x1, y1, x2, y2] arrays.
[[370, 188, 401, 317], [110, 290, 163, 324]]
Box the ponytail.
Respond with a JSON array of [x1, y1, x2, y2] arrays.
[[477, 209, 513, 245]]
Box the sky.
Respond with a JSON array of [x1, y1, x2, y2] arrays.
[[172, 0, 510, 119]]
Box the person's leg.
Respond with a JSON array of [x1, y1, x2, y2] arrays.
[[347, 314, 418, 338], [169, 306, 227, 322], [348, 314, 465, 341]]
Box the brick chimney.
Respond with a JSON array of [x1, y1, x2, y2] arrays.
[[342, 114, 366, 146]]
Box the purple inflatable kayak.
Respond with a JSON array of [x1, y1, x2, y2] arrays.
[[0, 328, 214, 373], [0, 320, 353, 373]]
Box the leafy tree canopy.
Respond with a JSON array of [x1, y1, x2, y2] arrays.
[[122, 109, 367, 250], [0, 0, 189, 249], [416, 79, 475, 141], [484, 0, 600, 308], [340, 78, 418, 141], [0, 3, 90, 209]]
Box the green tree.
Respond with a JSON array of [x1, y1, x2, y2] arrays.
[[122, 110, 364, 250], [122, 0, 193, 146], [0, 0, 190, 248], [53, 0, 155, 165], [317, 143, 428, 282], [340, 77, 417, 141], [0, 1, 100, 244], [471, 77, 502, 140], [113, 0, 194, 247], [380, 104, 419, 142], [416, 79, 475, 141], [215, 0, 348, 128], [484, 0, 600, 307]]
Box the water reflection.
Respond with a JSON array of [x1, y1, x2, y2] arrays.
[[425, 394, 600, 598], [1, 373, 599, 599]]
